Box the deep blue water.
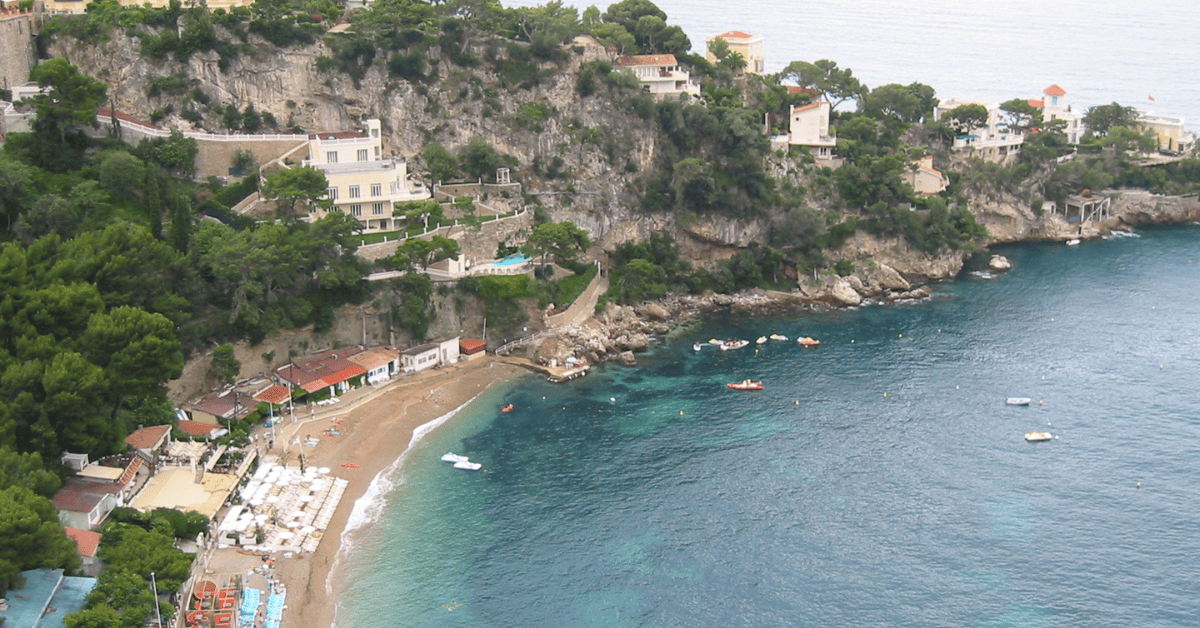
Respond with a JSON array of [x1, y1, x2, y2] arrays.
[[335, 227, 1200, 627]]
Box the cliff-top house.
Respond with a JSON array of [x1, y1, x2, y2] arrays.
[[615, 54, 701, 100], [933, 98, 1025, 162], [705, 31, 765, 75], [1029, 84, 1085, 144], [289, 118, 431, 232], [787, 100, 837, 159], [1137, 111, 1193, 153]]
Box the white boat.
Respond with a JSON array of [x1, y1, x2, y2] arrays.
[[453, 459, 482, 470], [1006, 397, 1032, 406], [720, 339, 750, 351], [441, 452, 469, 463], [693, 343, 704, 351], [769, 334, 788, 341], [1024, 431, 1052, 442], [1066, 239, 1080, 246], [756, 336, 768, 345]]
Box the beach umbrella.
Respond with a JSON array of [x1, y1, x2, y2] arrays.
[[278, 531, 294, 540], [267, 495, 281, 503], [318, 467, 331, 474]]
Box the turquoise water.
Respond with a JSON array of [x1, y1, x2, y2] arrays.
[[336, 227, 1200, 627], [491, 254, 530, 267]]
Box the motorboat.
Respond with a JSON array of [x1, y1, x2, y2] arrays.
[[756, 336, 768, 344], [441, 452, 469, 463], [1006, 397, 1032, 406], [453, 459, 483, 470], [1066, 239, 1080, 246], [1024, 431, 1053, 442], [720, 339, 750, 351], [769, 334, 788, 341], [797, 337, 821, 347], [501, 404, 514, 413], [693, 343, 704, 351], [727, 379, 764, 391]]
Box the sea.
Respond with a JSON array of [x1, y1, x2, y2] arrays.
[[334, 230, 1200, 626], [332, 3, 1200, 626]]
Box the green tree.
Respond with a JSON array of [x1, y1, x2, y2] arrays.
[[0, 449, 63, 498], [63, 605, 123, 628], [0, 486, 81, 591], [457, 137, 513, 181], [943, 103, 989, 132], [210, 344, 240, 386], [527, 221, 591, 267], [780, 59, 863, 109], [1083, 102, 1141, 137], [391, 272, 434, 340], [28, 58, 107, 144], [260, 166, 329, 216], [422, 142, 459, 183], [999, 98, 1043, 132]]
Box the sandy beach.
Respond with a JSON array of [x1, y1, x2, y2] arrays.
[[210, 356, 529, 628]]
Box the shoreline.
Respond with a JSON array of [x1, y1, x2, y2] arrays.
[[230, 357, 529, 628]]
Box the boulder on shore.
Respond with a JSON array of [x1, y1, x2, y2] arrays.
[[989, 255, 1012, 271]]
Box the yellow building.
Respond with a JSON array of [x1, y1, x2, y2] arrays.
[[705, 31, 764, 74], [1137, 112, 1193, 153], [302, 119, 431, 231]]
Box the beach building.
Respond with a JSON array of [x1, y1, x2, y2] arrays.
[[705, 31, 765, 74], [125, 424, 171, 456], [63, 527, 103, 577], [401, 337, 461, 374], [901, 156, 950, 196], [0, 569, 97, 628], [459, 338, 487, 362], [299, 118, 431, 231], [933, 98, 1025, 161], [788, 100, 837, 159], [1137, 111, 1193, 153], [1029, 84, 1085, 144], [52, 479, 127, 531], [177, 419, 225, 439], [615, 54, 701, 99], [187, 390, 254, 426], [275, 346, 370, 398], [347, 346, 402, 384]]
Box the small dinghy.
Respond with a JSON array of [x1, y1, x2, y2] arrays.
[[756, 336, 768, 345], [721, 339, 750, 351], [727, 379, 764, 391], [1006, 397, 1032, 406], [769, 334, 788, 341], [454, 459, 483, 470], [441, 452, 469, 463], [1024, 431, 1052, 442]]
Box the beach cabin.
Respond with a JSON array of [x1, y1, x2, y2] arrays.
[[459, 338, 487, 362], [348, 346, 402, 384], [402, 337, 460, 373], [52, 479, 127, 530], [64, 527, 103, 577], [188, 390, 254, 426]]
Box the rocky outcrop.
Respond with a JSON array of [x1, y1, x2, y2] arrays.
[[989, 255, 1011, 271]]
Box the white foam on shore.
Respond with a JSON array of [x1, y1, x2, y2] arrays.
[[327, 393, 483, 623]]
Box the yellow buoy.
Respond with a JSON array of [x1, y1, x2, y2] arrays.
[[680, 411, 684, 415], [1136, 482, 1142, 488], [898, 334, 903, 338]]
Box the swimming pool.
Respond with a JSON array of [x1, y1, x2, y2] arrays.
[[490, 254, 529, 267]]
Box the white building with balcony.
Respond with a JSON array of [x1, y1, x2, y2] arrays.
[[615, 54, 701, 99], [303, 119, 430, 231], [788, 101, 837, 159], [933, 98, 1025, 161]]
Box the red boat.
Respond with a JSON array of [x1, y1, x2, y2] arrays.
[[797, 337, 821, 347], [501, 404, 514, 413], [727, 380, 764, 391]]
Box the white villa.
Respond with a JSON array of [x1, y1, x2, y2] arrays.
[[302, 119, 431, 231], [1030, 84, 1085, 144], [933, 99, 1025, 162], [705, 31, 765, 74], [615, 54, 701, 99], [787, 100, 837, 159]]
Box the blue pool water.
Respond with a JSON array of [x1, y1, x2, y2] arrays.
[[491, 254, 529, 267], [335, 226, 1200, 627]]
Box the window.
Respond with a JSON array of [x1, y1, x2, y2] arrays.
[[349, 185, 361, 199], [375, 147, 381, 159], [351, 204, 362, 217], [358, 149, 368, 162], [373, 203, 384, 215], [371, 183, 382, 197], [327, 187, 338, 201], [327, 151, 338, 163]]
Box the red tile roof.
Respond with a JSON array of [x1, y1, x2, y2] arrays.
[[786, 86, 821, 97], [64, 527, 102, 558], [348, 347, 399, 371], [793, 101, 824, 114], [309, 130, 365, 140], [1027, 99, 1045, 108], [280, 346, 370, 393], [253, 385, 292, 405], [52, 479, 123, 513], [459, 338, 486, 355], [1043, 84, 1066, 96], [125, 425, 171, 451], [178, 420, 221, 438], [716, 30, 756, 39], [97, 108, 163, 130], [616, 54, 679, 67], [190, 391, 252, 419]]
